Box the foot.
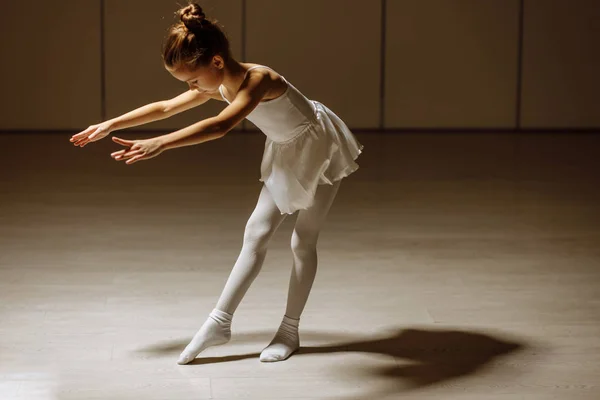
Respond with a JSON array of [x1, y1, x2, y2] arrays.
[[259, 315, 300, 362], [177, 309, 232, 365]]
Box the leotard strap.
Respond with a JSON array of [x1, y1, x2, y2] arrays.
[[244, 65, 273, 78], [219, 65, 284, 104]]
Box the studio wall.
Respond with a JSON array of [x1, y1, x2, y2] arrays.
[[0, 0, 598, 131]]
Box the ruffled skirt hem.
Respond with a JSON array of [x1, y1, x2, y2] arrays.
[[259, 101, 364, 215]]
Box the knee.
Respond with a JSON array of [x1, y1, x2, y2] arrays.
[[291, 228, 318, 255], [243, 219, 277, 249]]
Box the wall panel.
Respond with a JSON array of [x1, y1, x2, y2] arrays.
[[0, 0, 102, 130], [521, 0, 600, 128], [385, 0, 520, 129]]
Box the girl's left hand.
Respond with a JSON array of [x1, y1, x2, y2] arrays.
[[110, 137, 165, 165]]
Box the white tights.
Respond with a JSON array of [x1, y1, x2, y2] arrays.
[[216, 179, 341, 317], [177, 180, 341, 364]]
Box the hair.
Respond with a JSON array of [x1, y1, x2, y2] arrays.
[[162, 3, 231, 69]]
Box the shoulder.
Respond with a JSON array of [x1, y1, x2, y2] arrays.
[[241, 65, 286, 100], [244, 65, 282, 86]]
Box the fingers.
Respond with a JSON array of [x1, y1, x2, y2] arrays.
[[126, 155, 144, 164], [70, 126, 93, 142], [71, 128, 97, 147], [112, 137, 134, 146], [114, 153, 144, 164], [74, 138, 90, 147], [88, 130, 101, 140], [110, 149, 127, 157], [116, 150, 143, 159], [112, 149, 144, 162], [111, 145, 142, 158], [71, 127, 97, 147]]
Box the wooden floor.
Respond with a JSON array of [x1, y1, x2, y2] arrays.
[[1, 131, 599, 399]]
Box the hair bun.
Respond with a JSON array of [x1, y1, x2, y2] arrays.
[[179, 3, 207, 31]]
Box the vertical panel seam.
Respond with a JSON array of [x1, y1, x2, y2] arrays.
[[100, 0, 106, 121], [380, 0, 387, 129], [516, 0, 524, 129], [241, 0, 247, 131], [242, 0, 247, 61]]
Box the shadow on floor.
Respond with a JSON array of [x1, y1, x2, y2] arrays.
[[137, 326, 531, 398]]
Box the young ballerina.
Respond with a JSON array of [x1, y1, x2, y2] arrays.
[[70, 3, 363, 364]]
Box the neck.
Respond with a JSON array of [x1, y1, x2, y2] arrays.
[[221, 58, 250, 94]]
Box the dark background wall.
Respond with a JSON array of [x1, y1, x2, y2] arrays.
[[0, 0, 598, 131]]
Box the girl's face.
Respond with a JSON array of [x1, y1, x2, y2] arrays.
[[166, 56, 225, 93]]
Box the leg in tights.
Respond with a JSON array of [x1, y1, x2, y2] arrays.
[[177, 184, 287, 364], [260, 179, 341, 362], [215, 184, 288, 313]]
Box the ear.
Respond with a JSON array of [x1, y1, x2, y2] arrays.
[[212, 55, 225, 69]]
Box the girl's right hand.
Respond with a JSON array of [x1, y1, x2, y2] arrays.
[[70, 122, 113, 147]]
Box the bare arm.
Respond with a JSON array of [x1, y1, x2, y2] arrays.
[[158, 71, 270, 150], [109, 70, 277, 165], [109, 90, 211, 130], [71, 90, 210, 147]]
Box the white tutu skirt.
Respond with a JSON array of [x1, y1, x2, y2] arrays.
[[259, 101, 364, 214]]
